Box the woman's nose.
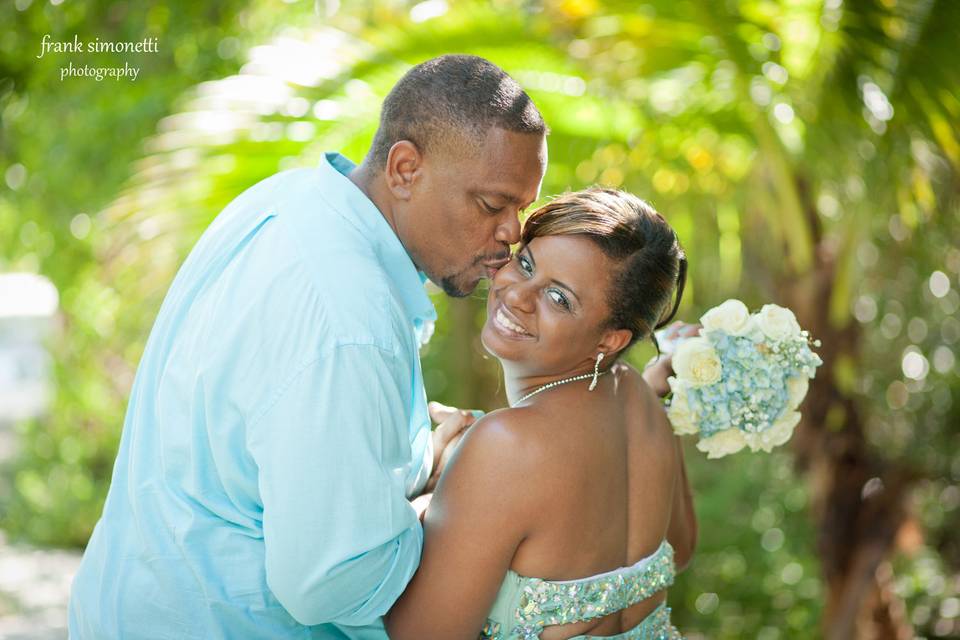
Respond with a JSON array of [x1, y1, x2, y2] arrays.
[[502, 280, 535, 313]]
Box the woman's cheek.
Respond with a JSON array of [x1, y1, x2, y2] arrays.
[[493, 263, 516, 286]]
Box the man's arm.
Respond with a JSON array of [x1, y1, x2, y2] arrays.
[[246, 343, 421, 626]]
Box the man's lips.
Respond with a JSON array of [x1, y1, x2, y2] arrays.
[[483, 258, 510, 278]]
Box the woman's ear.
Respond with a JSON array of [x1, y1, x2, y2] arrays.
[[384, 140, 422, 201], [597, 328, 633, 360]]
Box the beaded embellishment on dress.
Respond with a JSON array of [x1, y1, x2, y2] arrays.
[[479, 541, 682, 639]]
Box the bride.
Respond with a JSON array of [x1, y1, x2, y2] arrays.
[[385, 187, 697, 639]]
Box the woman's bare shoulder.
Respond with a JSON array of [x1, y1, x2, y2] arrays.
[[612, 361, 659, 402], [458, 406, 554, 463], [432, 407, 554, 530], [612, 361, 674, 434]]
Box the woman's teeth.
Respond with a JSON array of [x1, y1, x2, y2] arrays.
[[495, 308, 531, 336]]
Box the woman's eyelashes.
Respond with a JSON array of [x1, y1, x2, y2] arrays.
[[516, 253, 573, 312], [517, 253, 533, 274], [547, 289, 572, 310]]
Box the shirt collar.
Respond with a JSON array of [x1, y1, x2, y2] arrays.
[[319, 152, 437, 330]]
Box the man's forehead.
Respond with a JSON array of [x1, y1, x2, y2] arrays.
[[474, 146, 545, 198], [476, 128, 546, 163], [446, 128, 545, 203]]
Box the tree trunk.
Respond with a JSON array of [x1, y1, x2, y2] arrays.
[[784, 239, 916, 639]]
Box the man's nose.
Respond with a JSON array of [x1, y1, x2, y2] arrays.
[[494, 210, 522, 246]]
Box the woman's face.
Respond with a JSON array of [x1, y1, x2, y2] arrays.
[[482, 234, 626, 375]]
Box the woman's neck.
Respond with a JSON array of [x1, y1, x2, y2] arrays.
[[502, 362, 597, 407]]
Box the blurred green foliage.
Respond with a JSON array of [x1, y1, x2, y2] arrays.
[[1, 0, 257, 546], [2, 0, 958, 637]]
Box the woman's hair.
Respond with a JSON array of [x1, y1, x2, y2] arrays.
[[521, 187, 687, 354]]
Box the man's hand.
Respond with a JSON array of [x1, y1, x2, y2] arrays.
[[643, 322, 701, 397], [425, 402, 477, 493]]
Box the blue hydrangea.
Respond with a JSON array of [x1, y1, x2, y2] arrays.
[[685, 328, 822, 439]]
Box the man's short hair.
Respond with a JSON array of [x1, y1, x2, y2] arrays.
[[368, 54, 547, 168]]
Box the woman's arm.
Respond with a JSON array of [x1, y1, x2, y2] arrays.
[[636, 326, 699, 571], [386, 413, 537, 639], [666, 437, 698, 571]]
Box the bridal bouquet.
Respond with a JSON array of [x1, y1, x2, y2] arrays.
[[664, 300, 822, 458]]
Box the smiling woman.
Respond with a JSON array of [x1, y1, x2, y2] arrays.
[[504, 188, 686, 353], [386, 187, 694, 640]]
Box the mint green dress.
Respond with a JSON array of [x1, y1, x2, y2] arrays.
[[479, 540, 682, 640]]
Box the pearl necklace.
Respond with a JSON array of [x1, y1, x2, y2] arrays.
[[512, 370, 608, 407]]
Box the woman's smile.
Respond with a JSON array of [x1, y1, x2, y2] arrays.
[[491, 304, 535, 339]]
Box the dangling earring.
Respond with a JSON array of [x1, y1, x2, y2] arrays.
[[589, 352, 605, 391]]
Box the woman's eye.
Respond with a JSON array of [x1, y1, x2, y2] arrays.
[[517, 255, 533, 274], [548, 289, 571, 310]]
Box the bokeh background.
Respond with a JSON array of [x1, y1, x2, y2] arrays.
[[2, 0, 958, 638]]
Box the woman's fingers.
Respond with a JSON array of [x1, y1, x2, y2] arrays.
[[428, 401, 458, 424], [432, 406, 476, 449], [680, 323, 702, 337], [430, 402, 479, 436]]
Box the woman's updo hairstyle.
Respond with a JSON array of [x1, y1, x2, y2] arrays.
[[520, 187, 687, 354]]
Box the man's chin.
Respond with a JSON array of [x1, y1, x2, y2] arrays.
[[438, 275, 477, 298]]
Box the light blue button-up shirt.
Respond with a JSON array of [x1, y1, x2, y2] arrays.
[[69, 153, 436, 639]]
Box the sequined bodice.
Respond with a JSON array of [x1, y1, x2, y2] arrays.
[[480, 541, 680, 640]]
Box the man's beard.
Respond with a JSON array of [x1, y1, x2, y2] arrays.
[[438, 274, 472, 298], [437, 251, 510, 298]]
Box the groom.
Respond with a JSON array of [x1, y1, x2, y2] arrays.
[[69, 55, 548, 639]]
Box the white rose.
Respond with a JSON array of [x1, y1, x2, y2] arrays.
[[786, 376, 809, 409], [701, 299, 751, 335], [755, 304, 802, 341], [673, 336, 722, 386], [666, 381, 699, 435], [750, 411, 800, 453], [696, 428, 747, 459]]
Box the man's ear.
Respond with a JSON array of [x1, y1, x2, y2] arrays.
[[597, 328, 633, 360], [384, 140, 422, 201]]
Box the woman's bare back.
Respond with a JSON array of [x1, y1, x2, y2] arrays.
[[503, 363, 682, 638]]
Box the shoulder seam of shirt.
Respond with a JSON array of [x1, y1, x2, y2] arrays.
[[300, 170, 380, 245], [274, 178, 409, 345], [247, 341, 402, 430]]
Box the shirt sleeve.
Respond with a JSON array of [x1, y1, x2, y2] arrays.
[[405, 420, 433, 499], [247, 343, 423, 627]]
